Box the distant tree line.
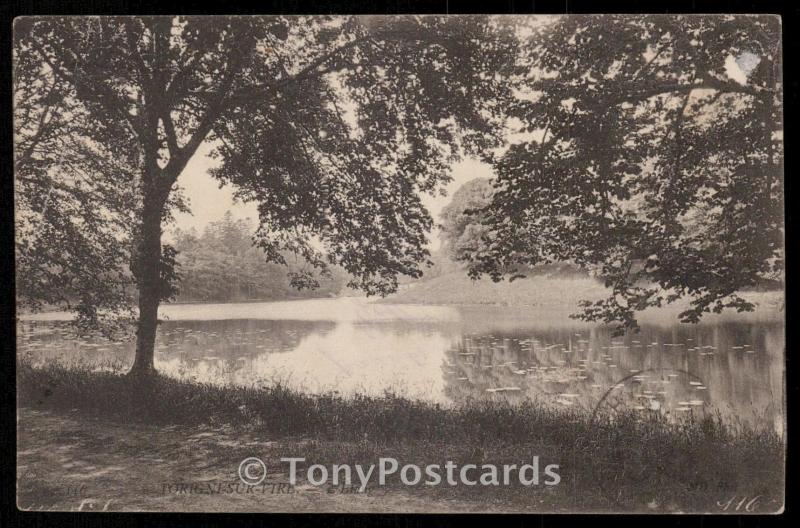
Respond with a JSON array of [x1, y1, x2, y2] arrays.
[[170, 212, 348, 303]]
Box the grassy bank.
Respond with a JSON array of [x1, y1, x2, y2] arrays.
[[381, 270, 609, 308], [17, 361, 784, 512], [380, 270, 784, 323]]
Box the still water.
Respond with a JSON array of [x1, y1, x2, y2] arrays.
[[18, 298, 785, 433]]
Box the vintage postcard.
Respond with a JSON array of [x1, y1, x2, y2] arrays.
[[14, 14, 784, 513]]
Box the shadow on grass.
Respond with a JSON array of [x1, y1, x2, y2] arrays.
[[18, 360, 785, 512]]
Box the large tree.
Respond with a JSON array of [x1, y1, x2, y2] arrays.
[[14, 15, 515, 374], [462, 15, 783, 331]]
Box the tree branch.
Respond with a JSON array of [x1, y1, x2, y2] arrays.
[[161, 112, 180, 153], [165, 39, 247, 176], [15, 81, 57, 172], [226, 27, 452, 105], [608, 75, 769, 106], [28, 38, 144, 138], [124, 20, 151, 93]]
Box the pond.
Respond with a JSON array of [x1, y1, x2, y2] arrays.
[[17, 297, 785, 433]]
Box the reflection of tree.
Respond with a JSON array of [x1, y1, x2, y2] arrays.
[[155, 320, 340, 386], [20, 318, 341, 377], [439, 322, 782, 430], [441, 329, 604, 407], [160, 320, 335, 361]]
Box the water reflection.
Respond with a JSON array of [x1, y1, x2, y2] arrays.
[[442, 323, 784, 434], [17, 299, 784, 432]]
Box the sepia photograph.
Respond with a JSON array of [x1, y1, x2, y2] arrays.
[[12, 13, 785, 514]]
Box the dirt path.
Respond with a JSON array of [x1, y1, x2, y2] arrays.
[[17, 408, 522, 513]]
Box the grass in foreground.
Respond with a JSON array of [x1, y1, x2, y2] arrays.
[[18, 361, 785, 512]]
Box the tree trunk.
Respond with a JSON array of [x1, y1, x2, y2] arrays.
[[128, 167, 170, 377]]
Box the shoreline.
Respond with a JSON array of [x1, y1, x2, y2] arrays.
[[17, 362, 785, 513], [16, 289, 784, 324]]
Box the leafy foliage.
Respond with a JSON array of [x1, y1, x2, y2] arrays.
[[14, 27, 139, 337], [460, 15, 784, 331], [207, 16, 517, 294], [14, 15, 784, 344], [438, 177, 494, 263], [14, 15, 516, 366]]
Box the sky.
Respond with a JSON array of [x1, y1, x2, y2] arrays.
[[170, 142, 494, 250]]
